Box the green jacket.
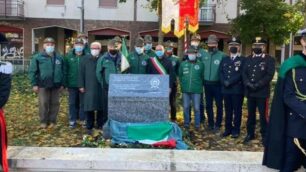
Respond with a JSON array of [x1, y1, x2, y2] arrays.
[[145, 49, 156, 58], [200, 49, 225, 82], [29, 52, 65, 88], [127, 51, 149, 74], [64, 50, 86, 88], [179, 60, 204, 94], [96, 53, 121, 89]]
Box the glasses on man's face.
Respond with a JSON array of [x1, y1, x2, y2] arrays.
[[91, 48, 100, 50]]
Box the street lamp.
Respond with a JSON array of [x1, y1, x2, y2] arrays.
[[78, 0, 84, 33]]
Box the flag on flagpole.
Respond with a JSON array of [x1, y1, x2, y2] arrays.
[[162, 0, 199, 38], [121, 37, 130, 73]]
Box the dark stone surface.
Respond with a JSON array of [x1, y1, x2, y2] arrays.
[[108, 74, 169, 123]]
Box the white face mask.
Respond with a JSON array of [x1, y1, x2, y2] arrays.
[[91, 49, 100, 57], [191, 41, 199, 47]]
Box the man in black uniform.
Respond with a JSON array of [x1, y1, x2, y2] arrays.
[[146, 44, 175, 91], [0, 61, 13, 172], [263, 30, 306, 172], [219, 37, 244, 138], [242, 37, 275, 144], [164, 40, 180, 121]]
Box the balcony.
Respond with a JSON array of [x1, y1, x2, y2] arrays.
[[0, 0, 24, 20], [199, 4, 216, 25]]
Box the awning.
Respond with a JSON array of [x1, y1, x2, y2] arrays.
[[139, 29, 176, 38], [0, 25, 23, 33], [88, 28, 130, 36], [198, 30, 230, 39]]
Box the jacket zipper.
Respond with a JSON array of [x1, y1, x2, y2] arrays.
[[189, 63, 193, 92], [209, 53, 213, 81]]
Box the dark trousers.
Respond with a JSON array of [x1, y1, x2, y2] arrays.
[[246, 97, 269, 138], [102, 88, 109, 124], [204, 83, 223, 128], [223, 94, 243, 135], [281, 137, 306, 172], [199, 93, 205, 123], [68, 88, 85, 123], [86, 111, 103, 130], [38, 88, 60, 124], [170, 84, 177, 120]]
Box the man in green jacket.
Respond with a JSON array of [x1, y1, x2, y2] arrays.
[[64, 38, 86, 128], [127, 37, 149, 74], [179, 47, 204, 130], [190, 34, 206, 123], [79, 42, 104, 134], [29, 37, 65, 129], [77, 33, 90, 54], [165, 40, 180, 121], [200, 34, 225, 131], [96, 39, 121, 122], [144, 35, 156, 58]]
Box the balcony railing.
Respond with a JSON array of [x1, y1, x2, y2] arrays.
[[0, 0, 24, 19], [199, 4, 216, 25]]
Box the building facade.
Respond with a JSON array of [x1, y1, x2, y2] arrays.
[[0, 0, 239, 61]]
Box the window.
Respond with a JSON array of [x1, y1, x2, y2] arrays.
[[99, 0, 117, 8], [47, 0, 65, 5]]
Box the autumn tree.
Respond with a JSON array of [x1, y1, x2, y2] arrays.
[[231, 0, 304, 45]]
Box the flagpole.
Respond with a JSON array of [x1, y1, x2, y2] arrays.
[[184, 17, 189, 54]]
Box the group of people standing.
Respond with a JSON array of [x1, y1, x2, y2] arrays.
[[28, 32, 275, 144], [26, 30, 306, 171]]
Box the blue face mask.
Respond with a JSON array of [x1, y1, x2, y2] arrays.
[[45, 46, 55, 54], [135, 47, 144, 54], [188, 54, 197, 61], [144, 43, 152, 50], [75, 45, 84, 53], [155, 50, 164, 57]]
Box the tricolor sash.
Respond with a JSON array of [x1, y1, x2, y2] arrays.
[[150, 57, 167, 75]]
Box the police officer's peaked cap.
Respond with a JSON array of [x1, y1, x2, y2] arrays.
[[207, 34, 218, 44], [114, 36, 122, 43], [144, 35, 153, 43], [228, 37, 241, 45], [297, 29, 306, 38], [135, 36, 144, 47], [186, 46, 197, 54], [74, 38, 84, 44], [252, 37, 267, 45], [77, 33, 88, 38], [43, 37, 55, 44], [191, 34, 201, 41], [164, 40, 175, 48]]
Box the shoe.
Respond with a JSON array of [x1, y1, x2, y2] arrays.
[[40, 123, 47, 129], [69, 121, 76, 128], [243, 135, 255, 144], [231, 133, 240, 138], [48, 123, 55, 128], [222, 131, 231, 137]]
